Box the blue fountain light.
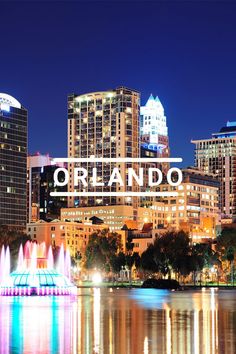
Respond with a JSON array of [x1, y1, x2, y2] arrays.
[[0, 242, 77, 296]]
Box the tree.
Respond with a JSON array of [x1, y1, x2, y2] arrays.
[[153, 230, 191, 279], [84, 229, 123, 272], [190, 243, 210, 285], [132, 252, 141, 269], [126, 231, 134, 255], [217, 228, 236, 284], [140, 231, 220, 283], [141, 231, 201, 280], [140, 244, 159, 274], [110, 252, 126, 274]]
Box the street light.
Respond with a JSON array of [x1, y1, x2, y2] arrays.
[[92, 272, 102, 284]]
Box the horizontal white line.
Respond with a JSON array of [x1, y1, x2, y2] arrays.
[[50, 192, 178, 197], [53, 157, 182, 163]]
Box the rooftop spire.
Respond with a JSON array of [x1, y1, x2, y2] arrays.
[[145, 94, 155, 106], [148, 93, 155, 101]]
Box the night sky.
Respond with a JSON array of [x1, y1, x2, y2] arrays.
[[1, 1, 236, 166]]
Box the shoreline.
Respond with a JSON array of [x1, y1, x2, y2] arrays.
[[76, 283, 236, 290]]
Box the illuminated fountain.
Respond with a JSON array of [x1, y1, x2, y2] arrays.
[[0, 242, 77, 296]]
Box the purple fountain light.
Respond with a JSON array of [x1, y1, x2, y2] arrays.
[[0, 242, 77, 296]]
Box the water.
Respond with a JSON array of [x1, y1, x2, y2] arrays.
[[0, 288, 235, 354]]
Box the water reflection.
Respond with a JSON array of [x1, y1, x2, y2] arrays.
[[0, 288, 235, 353]]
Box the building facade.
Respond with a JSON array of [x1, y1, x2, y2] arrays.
[[192, 121, 236, 219], [140, 94, 169, 171], [0, 93, 27, 229], [27, 219, 108, 257], [27, 153, 67, 222], [140, 94, 170, 206], [61, 205, 160, 231], [67, 86, 140, 216], [156, 168, 220, 242]]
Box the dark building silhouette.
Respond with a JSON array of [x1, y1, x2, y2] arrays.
[[0, 94, 27, 230], [27, 154, 67, 221]]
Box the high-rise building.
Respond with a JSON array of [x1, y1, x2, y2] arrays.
[[140, 94, 170, 206], [67, 86, 140, 215], [0, 93, 27, 229], [27, 153, 67, 222], [192, 121, 236, 220], [140, 94, 169, 164]]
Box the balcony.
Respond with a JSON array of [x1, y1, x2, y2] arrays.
[[187, 197, 200, 205]]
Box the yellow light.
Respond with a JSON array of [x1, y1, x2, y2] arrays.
[[166, 216, 171, 223], [92, 272, 102, 284]]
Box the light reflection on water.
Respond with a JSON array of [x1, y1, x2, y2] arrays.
[[0, 288, 236, 353]]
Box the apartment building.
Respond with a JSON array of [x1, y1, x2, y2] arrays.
[[67, 87, 140, 216], [192, 121, 236, 219], [157, 168, 220, 242]]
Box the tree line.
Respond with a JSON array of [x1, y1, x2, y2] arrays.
[[83, 228, 236, 284], [0, 224, 235, 284]]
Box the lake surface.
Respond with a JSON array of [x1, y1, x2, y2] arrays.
[[0, 288, 235, 353]]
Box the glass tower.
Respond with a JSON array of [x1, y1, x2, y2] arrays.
[[0, 93, 27, 229]]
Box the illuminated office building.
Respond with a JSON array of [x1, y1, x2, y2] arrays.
[[192, 121, 236, 219], [140, 94, 168, 145], [140, 94, 169, 164], [140, 94, 170, 206], [67, 87, 140, 215], [0, 93, 27, 229]]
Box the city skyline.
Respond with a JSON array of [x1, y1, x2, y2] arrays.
[[1, 2, 236, 166], [2, 85, 234, 167], [1, 2, 236, 353]]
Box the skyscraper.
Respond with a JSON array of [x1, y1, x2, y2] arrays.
[[27, 153, 67, 222], [140, 94, 169, 160], [67, 87, 140, 213], [192, 121, 236, 220], [0, 93, 27, 229], [140, 94, 170, 205]]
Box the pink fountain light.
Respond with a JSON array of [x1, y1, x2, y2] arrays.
[[0, 241, 76, 296]]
